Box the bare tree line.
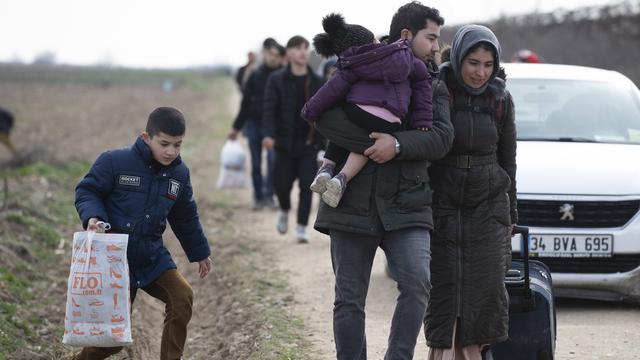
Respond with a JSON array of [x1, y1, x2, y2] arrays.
[[442, 1, 640, 85]]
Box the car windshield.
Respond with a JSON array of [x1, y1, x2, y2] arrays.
[[508, 79, 640, 144]]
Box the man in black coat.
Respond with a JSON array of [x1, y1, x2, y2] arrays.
[[262, 35, 325, 243], [229, 38, 285, 210], [313, 3, 454, 359], [235, 50, 256, 94]]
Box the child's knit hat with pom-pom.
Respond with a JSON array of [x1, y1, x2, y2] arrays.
[[313, 13, 375, 58]]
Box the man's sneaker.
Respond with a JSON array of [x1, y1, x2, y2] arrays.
[[277, 210, 289, 234], [322, 173, 347, 208], [296, 224, 309, 243], [262, 197, 278, 210], [252, 199, 264, 211], [310, 164, 334, 193]]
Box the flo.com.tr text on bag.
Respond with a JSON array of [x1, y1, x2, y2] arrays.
[[62, 230, 133, 347]]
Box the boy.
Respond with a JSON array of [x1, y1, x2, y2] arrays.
[[73, 106, 212, 360]]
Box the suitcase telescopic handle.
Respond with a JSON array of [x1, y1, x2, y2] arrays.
[[512, 225, 531, 298]]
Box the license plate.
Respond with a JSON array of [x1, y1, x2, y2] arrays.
[[528, 234, 613, 258]]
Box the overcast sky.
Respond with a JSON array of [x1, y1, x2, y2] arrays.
[[0, 0, 618, 68]]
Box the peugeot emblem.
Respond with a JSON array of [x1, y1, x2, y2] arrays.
[[559, 203, 575, 221]]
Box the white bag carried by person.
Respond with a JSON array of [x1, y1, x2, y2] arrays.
[[62, 229, 133, 347], [216, 139, 247, 189]]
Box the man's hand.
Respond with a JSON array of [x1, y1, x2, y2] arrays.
[[262, 136, 275, 149], [198, 257, 212, 279], [87, 218, 106, 233], [364, 132, 397, 164], [227, 129, 240, 141]]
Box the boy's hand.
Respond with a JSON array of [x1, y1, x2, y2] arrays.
[[198, 257, 212, 279], [364, 132, 396, 164], [87, 218, 106, 233]]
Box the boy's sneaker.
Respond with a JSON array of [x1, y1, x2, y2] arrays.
[[310, 164, 334, 194], [295, 224, 309, 243], [277, 210, 289, 234], [322, 173, 347, 208]]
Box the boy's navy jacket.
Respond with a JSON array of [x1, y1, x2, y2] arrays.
[[75, 136, 211, 288]]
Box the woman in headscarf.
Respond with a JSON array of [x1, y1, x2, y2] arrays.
[[424, 25, 517, 360]]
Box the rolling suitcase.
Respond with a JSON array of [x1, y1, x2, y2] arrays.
[[492, 225, 557, 360]]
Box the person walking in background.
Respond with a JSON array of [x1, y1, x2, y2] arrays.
[[279, 40, 290, 67], [235, 50, 257, 94], [228, 38, 285, 210], [320, 57, 338, 81], [424, 24, 517, 360], [0, 107, 16, 156], [302, 13, 433, 208], [314, 57, 338, 171], [262, 35, 325, 243]]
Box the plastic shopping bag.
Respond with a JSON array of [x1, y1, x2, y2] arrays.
[[216, 140, 247, 189], [62, 230, 133, 347]]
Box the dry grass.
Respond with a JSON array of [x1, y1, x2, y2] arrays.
[[0, 64, 310, 359]]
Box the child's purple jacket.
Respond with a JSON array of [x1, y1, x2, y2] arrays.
[[301, 40, 433, 128]]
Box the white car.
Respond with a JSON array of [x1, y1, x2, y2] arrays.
[[506, 63, 640, 302]]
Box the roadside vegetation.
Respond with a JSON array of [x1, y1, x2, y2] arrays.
[[0, 64, 310, 359]]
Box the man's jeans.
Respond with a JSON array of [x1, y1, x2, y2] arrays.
[[331, 228, 431, 360], [244, 120, 274, 202]]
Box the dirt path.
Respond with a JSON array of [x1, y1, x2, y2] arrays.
[[202, 184, 640, 360], [248, 195, 431, 359], [119, 82, 640, 359], [169, 140, 640, 359], [20, 71, 636, 359], [122, 82, 432, 358], [554, 299, 640, 359]]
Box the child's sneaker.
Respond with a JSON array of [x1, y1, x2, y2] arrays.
[[322, 173, 347, 208], [310, 164, 334, 194]]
